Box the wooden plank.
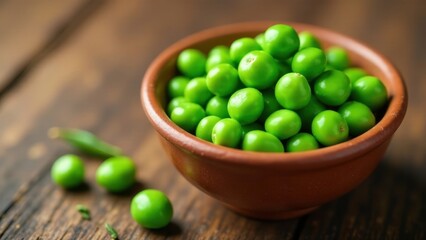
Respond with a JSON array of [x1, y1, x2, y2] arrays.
[[0, 0, 424, 238], [297, 162, 426, 239], [0, 0, 92, 92]]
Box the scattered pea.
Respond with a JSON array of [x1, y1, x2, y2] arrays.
[[96, 156, 136, 193], [51, 154, 85, 189], [131, 189, 173, 229]]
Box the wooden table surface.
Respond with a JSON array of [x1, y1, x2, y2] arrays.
[[0, 0, 424, 239]]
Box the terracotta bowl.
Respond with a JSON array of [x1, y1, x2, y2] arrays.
[[141, 22, 407, 220]]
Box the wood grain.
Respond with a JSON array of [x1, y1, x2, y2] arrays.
[[0, 0, 104, 93], [0, 0, 424, 239]]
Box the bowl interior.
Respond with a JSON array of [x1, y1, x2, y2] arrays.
[[142, 21, 407, 170]]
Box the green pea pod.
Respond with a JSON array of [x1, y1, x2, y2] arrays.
[[48, 127, 122, 158]]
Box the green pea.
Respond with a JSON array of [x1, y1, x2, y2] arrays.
[[96, 156, 136, 193], [314, 70, 351, 106], [312, 110, 349, 146], [206, 96, 230, 118], [326, 46, 350, 70], [255, 33, 265, 49], [51, 154, 85, 189], [206, 64, 239, 97], [228, 88, 264, 125], [238, 50, 279, 90], [344, 67, 367, 84], [241, 122, 264, 137], [196, 116, 221, 142], [212, 118, 242, 148], [296, 95, 326, 131], [230, 37, 262, 64], [209, 45, 229, 56], [286, 133, 319, 152], [265, 109, 301, 140], [170, 103, 205, 133], [263, 24, 300, 60], [292, 47, 326, 81], [242, 130, 284, 152], [167, 76, 190, 98], [259, 89, 282, 122], [275, 73, 311, 110], [167, 97, 189, 116], [177, 49, 206, 78], [339, 101, 376, 136], [184, 77, 213, 106], [350, 76, 388, 111], [206, 45, 233, 72], [298, 31, 322, 50], [131, 189, 173, 229]]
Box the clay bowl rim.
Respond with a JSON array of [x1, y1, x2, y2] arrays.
[[141, 21, 408, 171]]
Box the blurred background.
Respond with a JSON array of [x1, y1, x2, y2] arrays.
[[0, 0, 425, 239]]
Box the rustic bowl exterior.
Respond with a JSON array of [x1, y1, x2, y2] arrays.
[[141, 22, 407, 219]]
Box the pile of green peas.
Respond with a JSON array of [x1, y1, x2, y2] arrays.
[[167, 24, 388, 153]]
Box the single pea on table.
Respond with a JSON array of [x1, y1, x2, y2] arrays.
[[167, 23, 389, 153]]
